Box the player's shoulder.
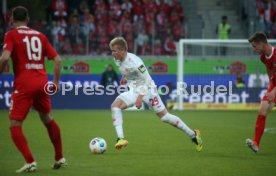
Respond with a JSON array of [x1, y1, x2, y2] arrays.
[[4, 28, 17, 37], [127, 52, 143, 64]]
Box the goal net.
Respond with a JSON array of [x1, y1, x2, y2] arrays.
[[172, 39, 276, 110]]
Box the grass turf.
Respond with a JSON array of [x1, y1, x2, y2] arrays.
[[0, 110, 276, 176]]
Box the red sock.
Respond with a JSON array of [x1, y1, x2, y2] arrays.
[[45, 119, 63, 161], [254, 114, 266, 146], [10, 126, 34, 163]]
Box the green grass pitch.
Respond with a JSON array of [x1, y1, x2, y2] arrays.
[[0, 110, 276, 176]]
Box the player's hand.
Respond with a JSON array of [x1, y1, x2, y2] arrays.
[[266, 91, 275, 102], [120, 77, 127, 85], [51, 81, 60, 93], [54, 81, 60, 92], [135, 95, 143, 109]]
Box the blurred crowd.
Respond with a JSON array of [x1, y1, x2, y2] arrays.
[[1, 0, 185, 56], [256, 0, 276, 38]]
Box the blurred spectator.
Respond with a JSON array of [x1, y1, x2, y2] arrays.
[[121, 19, 133, 34], [215, 15, 231, 55], [170, 0, 184, 22], [136, 29, 149, 55], [68, 8, 80, 24], [256, 0, 276, 36], [61, 37, 73, 55], [156, 11, 166, 27], [79, 0, 89, 15], [121, 0, 133, 14], [18, 0, 186, 55], [68, 16, 85, 54], [109, 0, 122, 21], [94, 0, 108, 23], [52, 0, 68, 20], [235, 74, 246, 88], [132, 0, 144, 22], [98, 31, 110, 54], [51, 21, 66, 52], [170, 11, 181, 24], [172, 21, 185, 40], [270, 15, 276, 37], [253, 67, 262, 87], [164, 34, 176, 55], [0, 14, 5, 51], [154, 39, 163, 55], [82, 8, 95, 38], [125, 31, 135, 52], [101, 64, 119, 87], [156, 0, 171, 16], [108, 21, 120, 39]]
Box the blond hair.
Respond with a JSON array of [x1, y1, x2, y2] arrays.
[[109, 37, 128, 51]]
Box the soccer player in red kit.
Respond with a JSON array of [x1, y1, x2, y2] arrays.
[[0, 6, 67, 172], [246, 32, 276, 153]]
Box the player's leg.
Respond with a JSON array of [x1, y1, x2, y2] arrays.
[[34, 92, 66, 169], [246, 100, 274, 153], [38, 112, 66, 169], [9, 92, 37, 173], [143, 93, 203, 151], [111, 91, 137, 149]]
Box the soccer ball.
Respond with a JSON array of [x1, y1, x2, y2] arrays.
[[89, 137, 107, 154]]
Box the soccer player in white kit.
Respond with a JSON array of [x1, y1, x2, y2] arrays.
[[109, 37, 203, 151]]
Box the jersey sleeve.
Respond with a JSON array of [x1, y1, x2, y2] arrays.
[[44, 36, 58, 60], [3, 31, 14, 52], [133, 58, 154, 95]]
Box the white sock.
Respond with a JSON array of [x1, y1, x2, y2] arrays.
[[161, 113, 195, 138], [112, 107, 124, 139]]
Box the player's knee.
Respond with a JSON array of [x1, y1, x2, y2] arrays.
[[258, 106, 269, 116], [111, 102, 118, 109], [111, 99, 126, 109], [156, 109, 168, 119], [10, 119, 22, 127], [39, 112, 52, 124], [258, 110, 268, 116]]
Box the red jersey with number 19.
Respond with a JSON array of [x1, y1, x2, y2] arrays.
[[3, 26, 57, 91]]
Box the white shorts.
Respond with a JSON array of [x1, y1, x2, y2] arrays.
[[117, 88, 166, 113]]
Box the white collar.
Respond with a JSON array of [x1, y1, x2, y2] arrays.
[[16, 26, 29, 29], [265, 47, 274, 59]]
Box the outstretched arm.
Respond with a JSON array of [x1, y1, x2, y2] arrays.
[[135, 94, 144, 109], [266, 86, 276, 103], [0, 50, 11, 74], [52, 55, 62, 90], [120, 75, 127, 85]]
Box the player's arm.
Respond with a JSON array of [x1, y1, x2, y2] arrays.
[[0, 50, 11, 74], [52, 55, 62, 89], [44, 34, 61, 90], [120, 75, 127, 85], [266, 67, 272, 84], [135, 64, 149, 109], [1, 31, 13, 74], [265, 65, 276, 102], [136, 94, 144, 109], [266, 85, 276, 103]]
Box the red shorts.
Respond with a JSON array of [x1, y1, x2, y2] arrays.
[[9, 88, 51, 121], [262, 84, 276, 103]]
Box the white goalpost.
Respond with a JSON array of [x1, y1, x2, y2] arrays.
[[176, 39, 276, 110]]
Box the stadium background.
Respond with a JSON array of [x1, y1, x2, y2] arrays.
[[1, 1, 276, 176], [0, 0, 274, 110]]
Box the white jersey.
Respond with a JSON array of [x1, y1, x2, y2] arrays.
[[114, 52, 155, 95]]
